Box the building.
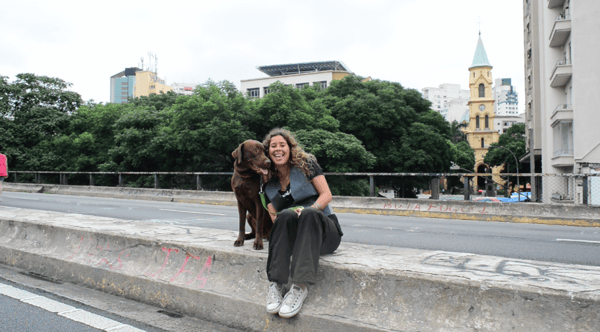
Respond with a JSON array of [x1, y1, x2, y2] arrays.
[[421, 84, 470, 122], [493, 78, 519, 116], [462, 33, 501, 191], [522, 0, 600, 203], [240, 61, 352, 98], [110, 67, 141, 104], [494, 113, 526, 135], [133, 71, 173, 98], [171, 82, 199, 96]]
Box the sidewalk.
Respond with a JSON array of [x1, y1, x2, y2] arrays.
[[0, 206, 599, 331]]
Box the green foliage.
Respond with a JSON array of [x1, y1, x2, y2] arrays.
[[0, 73, 82, 171], [2, 74, 470, 195], [295, 129, 375, 196], [483, 123, 526, 173]]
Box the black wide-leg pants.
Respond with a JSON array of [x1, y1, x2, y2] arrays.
[[267, 208, 341, 285]]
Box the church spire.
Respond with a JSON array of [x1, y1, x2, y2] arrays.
[[469, 34, 492, 69]]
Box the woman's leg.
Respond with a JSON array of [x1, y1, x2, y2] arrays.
[[266, 209, 298, 284], [290, 208, 340, 284], [0, 178, 3, 201]]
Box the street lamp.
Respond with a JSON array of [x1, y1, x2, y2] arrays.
[[485, 145, 520, 201]]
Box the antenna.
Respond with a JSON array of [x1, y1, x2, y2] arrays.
[[477, 16, 482, 35], [140, 57, 144, 71]]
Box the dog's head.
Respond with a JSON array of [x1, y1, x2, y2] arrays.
[[232, 140, 271, 182]]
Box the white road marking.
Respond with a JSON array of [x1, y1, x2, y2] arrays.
[[556, 238, 600, 244], [160, 209, 225, 216], [11, 197, 40, 200], [0, 282, 146, 331]]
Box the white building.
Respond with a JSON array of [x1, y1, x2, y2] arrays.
[[171, 82, 199, 96], [494, 113, 526, 135], [240, 61, 352, 98], [421, 84, 469, 123], [522, 0, 600, 203], [493, 78, 520, 116]]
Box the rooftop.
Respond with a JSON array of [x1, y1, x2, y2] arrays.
[[257, 61, 351, 77], [470, 34, 492, 69]]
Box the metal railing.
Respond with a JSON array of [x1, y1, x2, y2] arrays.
[[556, 58, 572, 66], [7, 171, 600, 206]]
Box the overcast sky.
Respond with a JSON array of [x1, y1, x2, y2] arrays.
[[1, 0, 525, 111]]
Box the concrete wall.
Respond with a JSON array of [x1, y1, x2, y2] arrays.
[[1, 208, 599, 331]]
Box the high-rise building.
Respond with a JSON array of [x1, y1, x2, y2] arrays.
[[421, 84, 469, 122], [110, 67, 141, 104], [493, 78, 519, 116], [522, 0, 600, 203]]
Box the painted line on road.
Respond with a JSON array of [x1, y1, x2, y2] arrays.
[[556, 238, 600, 244], [0, 281, 146, 331], [10, 197, 40, 200], [160, 209, 225, 216]]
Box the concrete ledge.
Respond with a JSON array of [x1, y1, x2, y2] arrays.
[[0, 207, 599, 331], [5, 183, 600, 227]]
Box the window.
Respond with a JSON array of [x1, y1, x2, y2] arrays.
[[553, 121, 573, 157], [476, 115, 480, 129], [485, 115, 489, 128], [481, 138, 485, 148], [263, 87, 270, 95], [479, 84, 485, 98], [319, 81, 327, 89], [296, 83, 309, 89], [247, 88, 260, 98]]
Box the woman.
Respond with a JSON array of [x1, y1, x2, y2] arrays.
[[262, 128, 343, 318], [0, 145, 7, 202]]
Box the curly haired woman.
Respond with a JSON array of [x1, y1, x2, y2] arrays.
[[262, 128, 343, 318]]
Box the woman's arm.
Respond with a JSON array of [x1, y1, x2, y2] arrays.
[[310, 175, 332, 210], [267, 203, 278, 222]]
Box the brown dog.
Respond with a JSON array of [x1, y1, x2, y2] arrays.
[[231, 140, 273, 250]]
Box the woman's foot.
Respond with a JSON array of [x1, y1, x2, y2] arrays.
[[266, 282, 284, 314], [278, 283, 308, 318]]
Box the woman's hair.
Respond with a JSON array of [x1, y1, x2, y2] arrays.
[[263, 128, 316, 177]]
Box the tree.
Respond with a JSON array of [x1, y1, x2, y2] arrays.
[[247, 82, 339, 140], [0, 73, 82, 172], [484, 123, 526, 173]]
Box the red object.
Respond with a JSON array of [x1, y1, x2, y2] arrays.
[[0, 154, 7, 177], [184, 87, 193, 91]]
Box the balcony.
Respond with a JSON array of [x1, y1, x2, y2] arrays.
[[550, 59, 572, 87], [549, 14, 571, 47], [548, 0, 565, 8], [550, 104, 573, 122]]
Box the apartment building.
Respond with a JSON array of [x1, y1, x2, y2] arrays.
[[493, 78, 520, 116], [522, 0, 600, 203], [421, 84, 470, 122], [110, 67, 141, 104]]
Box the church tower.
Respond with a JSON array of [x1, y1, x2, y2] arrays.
[[464, 33, 499, 175]]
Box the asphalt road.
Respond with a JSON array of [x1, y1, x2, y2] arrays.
[[2, 191, 600, 266]]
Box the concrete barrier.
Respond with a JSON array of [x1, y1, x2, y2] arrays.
[[0, 207, 599, 331], [5, 183, 600, 227]]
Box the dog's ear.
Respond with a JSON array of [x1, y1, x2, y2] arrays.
[[232, 142, 244, 165]]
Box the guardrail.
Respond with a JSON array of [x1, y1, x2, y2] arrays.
[[6, 171, 600, 205]]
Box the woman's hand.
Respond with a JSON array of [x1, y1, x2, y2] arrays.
[[293, 206, 304, 217]]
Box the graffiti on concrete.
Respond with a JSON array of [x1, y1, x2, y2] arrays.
[[66, 237, 212, 288], [382, 202, 488, 214], [421, 252, 600, 290]]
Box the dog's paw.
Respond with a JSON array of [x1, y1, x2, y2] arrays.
[[234, 238, 244, 247], [253, 239, 264, 250]]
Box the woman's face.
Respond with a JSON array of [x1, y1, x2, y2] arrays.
[[269, 135, 290, 167]]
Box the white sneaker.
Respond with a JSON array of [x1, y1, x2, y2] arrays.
[[278, 284, 308, 318], [266, 282, 283, 314]]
